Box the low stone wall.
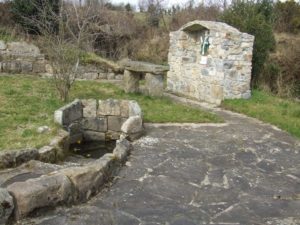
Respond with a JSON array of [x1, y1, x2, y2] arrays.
[[54, 99, 144, 142], [77, 65, 123, 81], [0, 41, 46, 74], [0, 130, 69, 170], [1, 136, 132, 221]]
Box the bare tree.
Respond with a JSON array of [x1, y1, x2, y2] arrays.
[[16, 1, 101, 102]]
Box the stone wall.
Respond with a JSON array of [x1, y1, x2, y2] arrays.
[[54, 99, 144, 143], [167, 20, 254, 105], [77, 65, 123, 81], [0, 41, 46, 74]]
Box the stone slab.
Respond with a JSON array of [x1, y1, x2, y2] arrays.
[[107, 116, 127, 132], [54, 99, 83, 126], [123, 60, 169, 74]]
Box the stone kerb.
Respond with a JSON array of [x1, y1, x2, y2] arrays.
[[54, 99, 144, 143], [4, 132, 133, 221]]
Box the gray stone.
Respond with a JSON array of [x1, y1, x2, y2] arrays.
[[121, 116, 143, 134], [0, 40, 6, 50], [98, 73, 108, 79], [81, 117, 107, 132], [113, 138, 132, 162], [82, 99, 97, 118], [107, 116, 127, 132], [98, 99, 121, 116], [15, 148, 39, 167], [145, 73, 164, 96], [59, 165, 105, 201], [38, 146, 56, 163], [107, 73, 115, 80], [37, 126, 50, 134], [83, 131, 106, 141], [7, 42, 41, 56], [115, 74, 123, 80], [123, 60, 169, 74], [0, 151, 16, 169], [83, 72, 98, 80], [123, 70, 139, 93], [54, 99, 83, 126], [0, 188, 14, 225], [7, 173, 72, 219], [120, 100, 129, 117], [128, 100, 142, 117], [21, 61, 33, 73]]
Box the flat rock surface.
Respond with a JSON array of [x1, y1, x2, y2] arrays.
[[19, 106, 300, 225]]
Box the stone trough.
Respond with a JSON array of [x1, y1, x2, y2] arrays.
[[0, 99, 144, 224]]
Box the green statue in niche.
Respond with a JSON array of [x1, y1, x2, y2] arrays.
[[201, 31, 210, 55]]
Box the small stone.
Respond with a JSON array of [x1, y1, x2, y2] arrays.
[[128, 101, 142, 117], [107, 73, 115, 80], [0, 188, 14, 225], [38, 146, 56, 163], [37, 126, 50, 134], [98, 99, 121, 116]]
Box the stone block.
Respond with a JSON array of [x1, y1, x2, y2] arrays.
[[81, 117, 107, 132], [38, 146, 56, 163], [83, 72, 98, 80], [98, 73, 107, 79], [45, 64, 53, 74], [2, 61, 21, 73], [0, 40, 6, 50], [83, 131, 106, 141], [98, 99, 121, 116], [90, 153, 118, 176], [82, 99, 97, 118], [17, 149, 38, 164], [113, 138, 132, 162], [107, 73, 115, 80], [123, 70, 139, 93], [54, 99, 83, 126], [115, 74, 123, 80], [0, 188, 14, 225], [107, 116, 126, 132], [128, 100, 142, 117], [21, 61, 33, 73], [121, 116, 143, 134], [59, 166, 104, 201], [120, 100, 129, 117], [7, 174, 72, 219], [145, 73, 164, 97]]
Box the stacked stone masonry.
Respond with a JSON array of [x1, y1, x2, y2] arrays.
[[167, 20, 255, 105], [0, 40, 123, 80], [54, 99, 144, 143], [0, 41, 46, 74]]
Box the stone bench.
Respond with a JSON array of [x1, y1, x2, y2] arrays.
[[122, 61, 169, 97]]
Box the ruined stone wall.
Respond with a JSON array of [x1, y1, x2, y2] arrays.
[[167, 21, 254, 105], [0, 41, 46, 74], [54, 99, 144, 143]]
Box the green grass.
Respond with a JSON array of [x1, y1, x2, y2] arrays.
[[222, 90, 300, 139], [0, 75, 221, 150]]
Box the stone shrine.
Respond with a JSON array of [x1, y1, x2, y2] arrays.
[[167, 20, 255, 105]]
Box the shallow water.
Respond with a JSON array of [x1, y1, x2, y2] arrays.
[[70, 141, 116, 159]]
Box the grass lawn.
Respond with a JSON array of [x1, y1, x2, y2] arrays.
[[0, 75, 221, 150], [222, 90, 300, 139]]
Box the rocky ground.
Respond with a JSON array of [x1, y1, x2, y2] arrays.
[[18, 104, 300, 225]]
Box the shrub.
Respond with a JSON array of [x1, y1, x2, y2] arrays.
[[274, 0, 300, 33], [11, 0, 60, 34], [220, 0, 276, 87], [0, 2, 14, 26]]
